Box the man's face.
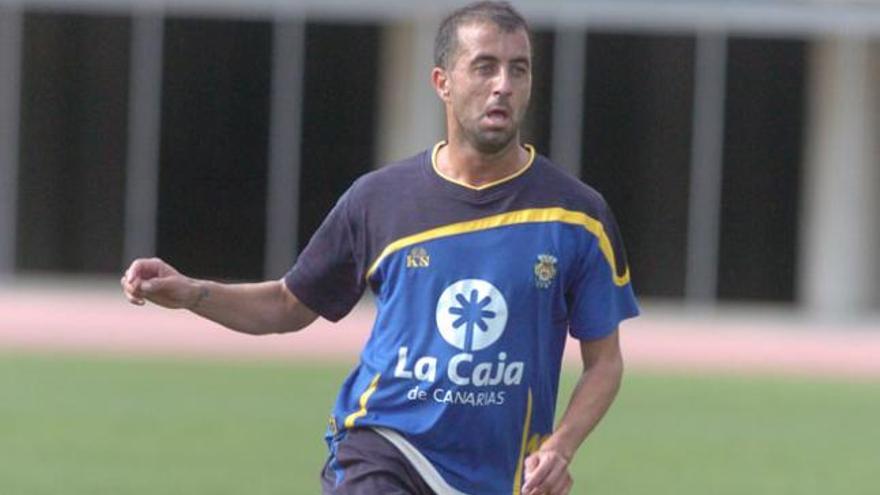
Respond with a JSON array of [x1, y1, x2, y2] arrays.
[[441, 22, 532, 154]]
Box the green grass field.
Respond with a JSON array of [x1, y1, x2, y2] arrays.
[[1, 353, 877, 494]]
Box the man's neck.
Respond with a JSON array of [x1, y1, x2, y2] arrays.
[[436, 136, 530, 188]]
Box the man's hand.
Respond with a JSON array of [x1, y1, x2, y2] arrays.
[[120, 257, 318, 335], [121, 257, 200, 309], [522, 448, 573, 495], [521, 330, 623, 495]]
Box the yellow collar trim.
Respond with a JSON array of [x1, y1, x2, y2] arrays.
[[431, 141, 536, 191]]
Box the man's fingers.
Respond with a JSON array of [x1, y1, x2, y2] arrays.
[[522, 455, 553, 493], [120, 276, 145, 305], [560, 475, 573, 495], [522, 452, 570, 495], [140, 276, 168, 294], [125, 257, 167, 283], [125, 260, 146, 283], [522, 455, 537, 493], [122, 257, 176, 306], [544, 474, 573, 495], [129, 277, 144, 296], [525, 454, 539, 473], [544, 465, 571, 495]]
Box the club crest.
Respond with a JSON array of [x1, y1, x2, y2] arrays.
[[534, 254, 558, 289]]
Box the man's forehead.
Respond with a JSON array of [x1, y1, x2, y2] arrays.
[[454, 21, 531, 62]]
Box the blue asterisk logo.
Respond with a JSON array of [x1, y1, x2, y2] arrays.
[[448, 289, 497, 351]]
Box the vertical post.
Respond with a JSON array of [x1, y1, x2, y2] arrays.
[[684, 32, 728, 303], [549, 28, 587, 177], [874, 41, 880, 310], [0, 6, 22, 277], [376, 18, 444, 166], [800, 37, 878, 313], [264, 19, 306, 278], [123, 14, 164, 263]]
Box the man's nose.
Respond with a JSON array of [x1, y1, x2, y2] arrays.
[[492, 68, 513, 96]]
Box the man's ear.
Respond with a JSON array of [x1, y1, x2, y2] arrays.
[[431, 66, 451, 102]]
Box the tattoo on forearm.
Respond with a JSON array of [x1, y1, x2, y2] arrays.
[[191, 285, 210, 309]]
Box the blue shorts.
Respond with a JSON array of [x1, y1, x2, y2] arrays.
[[320, 428, 435, 495]]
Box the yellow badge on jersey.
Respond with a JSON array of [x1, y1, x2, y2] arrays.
[[534, 254, 558, 289]]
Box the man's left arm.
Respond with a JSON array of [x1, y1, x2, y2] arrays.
[[521, 329, 624, 495]]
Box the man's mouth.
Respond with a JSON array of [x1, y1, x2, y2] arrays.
[[484, 107, 510, 125]]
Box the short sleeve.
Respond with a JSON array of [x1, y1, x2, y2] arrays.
[[566, 205, 640, 340], [283, 189, 366, 322]]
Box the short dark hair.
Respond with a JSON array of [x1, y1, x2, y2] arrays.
[[434, 1, 530, 69]]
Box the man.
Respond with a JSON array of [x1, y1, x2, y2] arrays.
[[121, 2, 639, 494]]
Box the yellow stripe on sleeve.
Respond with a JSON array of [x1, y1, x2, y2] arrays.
[[343, 373, 381, 429]]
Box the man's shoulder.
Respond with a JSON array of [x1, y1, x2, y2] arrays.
[[530, 154, 611, 218], [346, 150, 428, 201], [358, 150, 427, 187]]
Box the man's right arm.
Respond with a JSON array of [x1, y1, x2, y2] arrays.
[[120, 257, 318, 335]]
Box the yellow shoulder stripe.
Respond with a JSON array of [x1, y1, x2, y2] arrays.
[[512, 388, 533, 495], [343, 373, 381, 429], [365, 207, 630, 287]]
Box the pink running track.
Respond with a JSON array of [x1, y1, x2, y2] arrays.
[[2, 282, 878, 380]]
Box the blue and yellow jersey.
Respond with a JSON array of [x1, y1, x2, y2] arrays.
[[285, 142, 639, 495]]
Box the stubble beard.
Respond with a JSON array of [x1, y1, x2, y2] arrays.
[[459, 116, 520, 155]]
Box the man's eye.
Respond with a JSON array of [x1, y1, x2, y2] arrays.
[[475, 65, 494, 75]]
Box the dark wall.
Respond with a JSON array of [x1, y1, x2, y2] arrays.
[[297, 23, 380, 253], [581, 33, 695, 298], [11, 17, 809, 303], [157, 18, 272, 280], [17, 17, 383, 280], [17, 13, 130, 274], [717, 38, 806, 302], [520, 29, 553, 154]]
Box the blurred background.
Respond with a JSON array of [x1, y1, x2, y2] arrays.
[[0, 0, 877, 313], [0, 0, 878, 494]]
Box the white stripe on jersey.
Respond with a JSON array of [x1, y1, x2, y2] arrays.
[[372, 427, 472, 495]]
